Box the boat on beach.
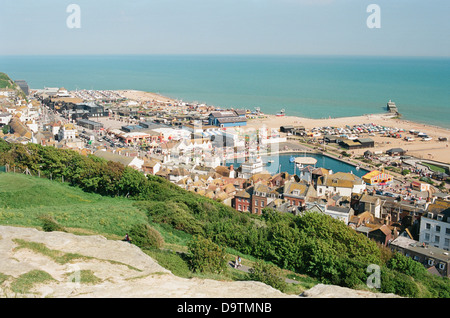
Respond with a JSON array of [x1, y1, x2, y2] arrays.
[[276, 109, 285, 117]]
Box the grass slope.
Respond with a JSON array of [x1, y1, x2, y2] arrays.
[[0, 72, 15, 89], [0, 172, 317, 295], [0, 173, 147, 238]]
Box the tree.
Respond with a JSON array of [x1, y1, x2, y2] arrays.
[[2, 125, 9, 134], [187, 235, 227, 274]]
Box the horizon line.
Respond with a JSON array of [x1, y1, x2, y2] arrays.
[[1, 53, 449, 59]]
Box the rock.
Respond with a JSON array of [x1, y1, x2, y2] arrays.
[[0, 226, 400, 298], [300, 283, 401, 298], [0, 225, 296, 298]]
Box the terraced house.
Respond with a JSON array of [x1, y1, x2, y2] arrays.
[[282, 180, 316, 209], [250, 182, 280, 215], [419, 200, 450, 251], [316, 172, 366, 197]]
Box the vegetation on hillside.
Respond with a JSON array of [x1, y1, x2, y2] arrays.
[[0, 139, 449, 297], [0, 72, 15, 89], [0, 72, 27, 99]]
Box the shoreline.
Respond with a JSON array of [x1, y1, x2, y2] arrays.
[[119, 89, 450, 132], [245, 113, 450, 165], [107, 89, 450, 164]]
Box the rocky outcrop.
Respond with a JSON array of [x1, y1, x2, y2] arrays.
[[0, 226, 398, 298], [300, 284, 400, 298]]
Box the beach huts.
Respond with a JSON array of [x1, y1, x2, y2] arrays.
[[338, 138, 363, 150], [386, 148, 406, 156], [338, 137, 374, 150], [356, 138, 375, 148]]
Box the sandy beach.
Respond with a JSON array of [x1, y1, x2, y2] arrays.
[[247, 114, 450, 164], [112, 89, 449, 164], [117, 89, 177, 104]]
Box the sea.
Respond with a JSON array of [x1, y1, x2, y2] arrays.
[[0, 54, 449, 129]]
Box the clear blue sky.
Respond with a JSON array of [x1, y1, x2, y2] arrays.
[[1, 0, 449, 56]]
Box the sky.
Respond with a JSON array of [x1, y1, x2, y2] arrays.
[[0, 0, 449, 57]]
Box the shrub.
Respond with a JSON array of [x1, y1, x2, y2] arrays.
[[38, 214, 65, 232], [380, 267, 419, 297], [128, 223, 164, 249], [401, 169, 410, 175], [139, 201, 205, 236], [248, 260, 287, 292], [387, 253, 427, 278], [187, 235, 227, 274]]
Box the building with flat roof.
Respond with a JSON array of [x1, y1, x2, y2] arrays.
[[208, 110, 247, 128], [356, 137, 375, 148], [14, 80, 29, 96], [390, 236, 450, 277], [76, 118, 104, 130]]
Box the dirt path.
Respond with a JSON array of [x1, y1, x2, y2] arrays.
[[228, 261, 301, 285]]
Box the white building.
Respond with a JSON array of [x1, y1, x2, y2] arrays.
[[317, 172, 366, 197], [58, 124, 77, 141], [323, 205, 354, 225], [93, 150, 145, 171], [419, 202, 450, 251], [239, 156, 265, 180], [0, 112, 12, 126], [152, 127, 191, 141]]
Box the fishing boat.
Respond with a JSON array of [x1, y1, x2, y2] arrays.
[[289, 155, 295, 163], [276, 109, 285, 117]]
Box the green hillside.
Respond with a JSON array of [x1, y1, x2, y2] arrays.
[[0, 72, 27, 99], [0, 173, 147, 238], [0, 140, 449, 297], [0, 72, 15, 89]]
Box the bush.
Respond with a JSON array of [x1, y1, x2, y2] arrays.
[[248, 260, 287, 292], [380, 267, 419, 297], [387, 253, 427, 278], [187, 235, 227, 274], [401, 169, 410, 175], [38, 214, 65, 232], [128, 223, 164, 249], [420, 177, 434, 185], [139, 201, 205, 236]]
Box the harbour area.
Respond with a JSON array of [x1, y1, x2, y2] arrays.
[[1, 80, 450, 253]]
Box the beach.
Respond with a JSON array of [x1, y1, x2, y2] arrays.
[[110, 89, 449, 164], [246, 113, 450, 164], [117, 89, 177, 104]]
